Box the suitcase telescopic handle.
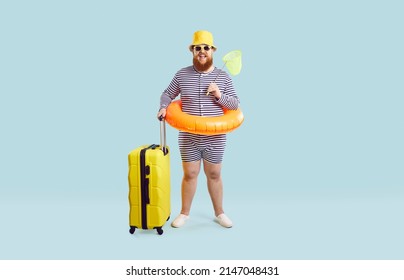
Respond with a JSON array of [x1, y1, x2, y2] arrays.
[[159, 116, 168, 155]]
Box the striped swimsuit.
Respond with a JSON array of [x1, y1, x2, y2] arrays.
[[160, 65, 240, 164]]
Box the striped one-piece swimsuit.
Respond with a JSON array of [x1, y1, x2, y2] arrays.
[[160, 65, 240, 164]]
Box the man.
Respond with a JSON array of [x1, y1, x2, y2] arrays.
[[157, 30, 240, 228]]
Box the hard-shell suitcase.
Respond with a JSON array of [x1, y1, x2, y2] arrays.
[[128, 119, 170, 235]]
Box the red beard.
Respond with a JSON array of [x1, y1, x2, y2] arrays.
[[193, 56, 213, 72]]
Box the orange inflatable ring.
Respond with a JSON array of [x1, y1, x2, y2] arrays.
[[165, 100, 244, 135]]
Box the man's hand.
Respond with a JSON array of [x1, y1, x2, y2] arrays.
[[157, 108, 166, 120], [207, 82, 221, 99]]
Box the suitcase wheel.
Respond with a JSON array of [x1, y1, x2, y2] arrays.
[[156, 227, 163, 235], [129, 226, 136, 234]]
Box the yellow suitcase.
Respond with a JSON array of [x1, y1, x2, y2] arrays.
[[128, 120, 170, 235]]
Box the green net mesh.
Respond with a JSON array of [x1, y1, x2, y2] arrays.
[[223, 50, 242, 75]]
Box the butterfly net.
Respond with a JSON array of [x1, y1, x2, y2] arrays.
[[223, 50, 242, 75]]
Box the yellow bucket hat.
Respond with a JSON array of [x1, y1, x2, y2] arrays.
[[189, 30, 216, 51]]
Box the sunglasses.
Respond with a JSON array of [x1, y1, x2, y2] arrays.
[[193, 45, 212, 52]]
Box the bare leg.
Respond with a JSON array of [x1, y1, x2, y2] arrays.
[[203, 160, 224, 217], [180, 160, 201, 215]]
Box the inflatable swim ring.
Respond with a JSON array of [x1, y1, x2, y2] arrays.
[[165, 100, 244, 135]]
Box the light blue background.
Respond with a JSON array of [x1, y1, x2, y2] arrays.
[[1, 0, 403, 259]]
